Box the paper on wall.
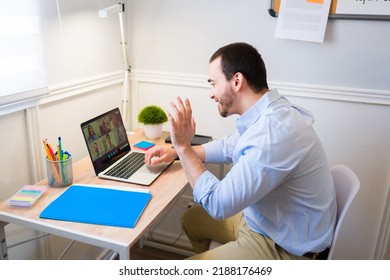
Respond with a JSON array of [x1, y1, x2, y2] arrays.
[[275, 0, 332, 43]]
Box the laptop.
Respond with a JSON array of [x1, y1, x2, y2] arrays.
[[81, 108, 171, 186]]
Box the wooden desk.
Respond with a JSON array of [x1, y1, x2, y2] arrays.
[[0, 129, 188, 260]]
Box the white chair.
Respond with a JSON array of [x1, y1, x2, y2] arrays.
[[327, 164, 360, 259], [209, 164, 360, 260]]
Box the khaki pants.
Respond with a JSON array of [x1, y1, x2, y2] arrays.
[[182, 205, 310, 260]]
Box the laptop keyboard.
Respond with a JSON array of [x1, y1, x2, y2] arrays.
[[104, 152, 145, 179]]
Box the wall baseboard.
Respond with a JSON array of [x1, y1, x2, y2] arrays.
[[46, 71, 124, 104], [131, 69, 390, 106], [3, 68, 388, 117], [272, 81, 390, 106], [0, 71, 124, 116]]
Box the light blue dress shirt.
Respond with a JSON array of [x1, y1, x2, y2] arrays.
[[193, 89, 337, 256]]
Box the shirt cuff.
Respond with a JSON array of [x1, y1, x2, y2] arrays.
[[203, 141, 224, 163], [193, 170, 218, 203]]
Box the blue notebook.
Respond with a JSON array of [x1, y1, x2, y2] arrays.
[[40, 185, 152, 228]]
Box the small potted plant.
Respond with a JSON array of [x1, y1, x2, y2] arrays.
[[138, 105, 168, 139]]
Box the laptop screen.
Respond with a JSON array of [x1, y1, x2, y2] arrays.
[[81, 108, 130, 175]]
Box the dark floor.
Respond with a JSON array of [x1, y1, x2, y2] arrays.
[[130, 243, 188, 260]]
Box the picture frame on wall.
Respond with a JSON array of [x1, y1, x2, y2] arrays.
[[268, 0, 390, 21]]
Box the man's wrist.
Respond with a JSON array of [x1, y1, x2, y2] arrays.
[[170, 146, 180, 160], [172, 145, 193, 160]]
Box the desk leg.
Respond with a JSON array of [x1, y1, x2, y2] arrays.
[[118, 246, 130, 260], [0, 221, 9, 260]]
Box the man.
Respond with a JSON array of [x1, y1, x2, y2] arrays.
[[105, 133, 116, 151], [92, 142, 101, 160], [145, 42, 336, 260]]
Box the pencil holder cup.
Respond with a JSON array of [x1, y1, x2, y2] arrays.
[[46, 156, 73, 188]]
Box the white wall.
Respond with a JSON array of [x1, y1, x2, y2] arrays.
[[40, 0, 124, 86], [127, 0, 390, 259], [128, 0, 390, 90]]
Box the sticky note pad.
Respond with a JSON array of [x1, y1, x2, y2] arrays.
[[134, 141, 155, 150], [8, 185, 47, 208]]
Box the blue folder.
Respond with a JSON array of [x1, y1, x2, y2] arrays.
[[40, 185, 152, 228]]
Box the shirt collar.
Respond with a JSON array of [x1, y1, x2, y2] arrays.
[[236, 88, 281, 135]]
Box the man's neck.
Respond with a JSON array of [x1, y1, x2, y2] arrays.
[[239, 87, 269, 115]]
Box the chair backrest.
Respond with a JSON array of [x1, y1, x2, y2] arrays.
[[327, 164, 360, 259]]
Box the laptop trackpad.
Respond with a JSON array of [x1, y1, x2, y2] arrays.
[[128, 163, 170, 184], [140, 163, 170, 174]]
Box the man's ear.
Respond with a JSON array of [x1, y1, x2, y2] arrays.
[[233, 72, 244, 90]]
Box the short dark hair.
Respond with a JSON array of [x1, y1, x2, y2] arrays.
[[209, 42, 268, 93]]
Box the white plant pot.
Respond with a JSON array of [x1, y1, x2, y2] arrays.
[[143, 124, 163, 139]]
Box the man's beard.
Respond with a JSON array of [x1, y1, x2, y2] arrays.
[[218, 85, 235, 118]]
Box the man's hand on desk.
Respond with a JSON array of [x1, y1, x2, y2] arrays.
[[144, 145, 178, 166]]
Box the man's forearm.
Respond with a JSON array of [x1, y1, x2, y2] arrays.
[[176, 145, 206, 188]]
